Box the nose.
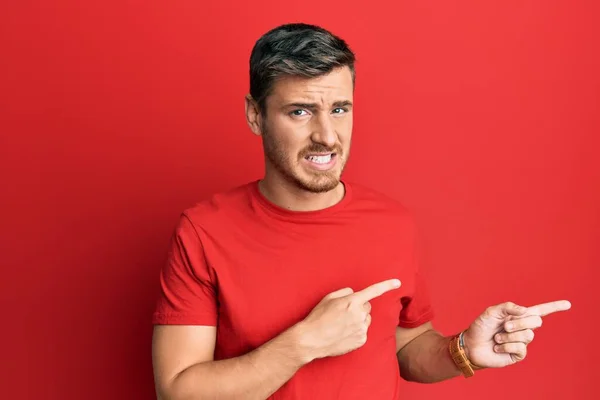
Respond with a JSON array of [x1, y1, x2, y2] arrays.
[[310, 113, 337, 148]]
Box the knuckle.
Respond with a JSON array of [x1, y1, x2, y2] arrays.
[[342, 297, 354, 308], [347, 297, 360, 308], [335, 300, 351, 312], [527, 330, 535, 341]]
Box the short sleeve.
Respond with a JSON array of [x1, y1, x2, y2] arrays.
[[152, 214, 218, 326], [398, 216, 435, 328], [398, 270, 434, 328]]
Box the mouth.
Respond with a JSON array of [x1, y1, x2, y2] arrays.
[[305, 153, 336, 164], [303, 152, 338, 171]]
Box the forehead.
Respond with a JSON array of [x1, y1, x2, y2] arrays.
[[268, 66, 354, 105]]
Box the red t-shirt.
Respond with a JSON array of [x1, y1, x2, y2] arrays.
[[152, 180, 434, 399]]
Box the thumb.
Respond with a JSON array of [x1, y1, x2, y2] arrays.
[[498, 302, 528, 317], [325, 287, 354, 300], [483, 302, 527, 320]]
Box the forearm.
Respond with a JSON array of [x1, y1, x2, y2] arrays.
[[396, 330, 462, 384], [160, 326, 309, 400]]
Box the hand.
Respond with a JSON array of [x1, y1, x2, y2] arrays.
[[296, 279, 401, 362], [463, 300, 571, 368]]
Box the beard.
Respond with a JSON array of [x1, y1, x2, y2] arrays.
[[261, 125, 348, 194]]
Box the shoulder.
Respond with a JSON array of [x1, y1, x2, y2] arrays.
[[180, 181, 255, 231]]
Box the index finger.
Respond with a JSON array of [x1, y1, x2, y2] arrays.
[[526, 300, 571, 317], [351, 279, 401, 303]]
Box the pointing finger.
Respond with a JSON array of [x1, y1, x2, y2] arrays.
[[525, 300, 571, 317], [351, 279, 401, 303]]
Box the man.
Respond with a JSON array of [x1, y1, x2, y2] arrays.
[[151, 23, 570, 399]]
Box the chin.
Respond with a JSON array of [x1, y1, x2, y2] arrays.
[[294, 174, 341, 193]]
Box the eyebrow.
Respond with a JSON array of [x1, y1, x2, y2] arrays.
[[283, 100, 353, 110]]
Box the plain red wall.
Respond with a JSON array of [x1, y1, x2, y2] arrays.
[[1, 1, 598, 399]]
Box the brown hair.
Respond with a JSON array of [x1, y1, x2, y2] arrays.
[[249, 23, 356, 114]]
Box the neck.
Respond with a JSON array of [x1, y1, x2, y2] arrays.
[[258, 171, 345, 212]]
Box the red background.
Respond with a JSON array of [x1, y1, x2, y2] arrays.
[[1, 1, 598, 399]]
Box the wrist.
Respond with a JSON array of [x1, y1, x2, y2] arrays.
[[460, 330, 472, 360], [286, 322, 318, 366], [448, 330, 482, 378], [460, 330, 483, 370]]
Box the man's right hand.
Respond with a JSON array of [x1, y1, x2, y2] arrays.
[[295, 279, 401, 362], [153, 278, 401, 400]]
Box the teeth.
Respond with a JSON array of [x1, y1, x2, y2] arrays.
[[307, 154, 332, 164]]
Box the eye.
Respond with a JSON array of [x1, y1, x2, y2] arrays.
[[332, 108, 347, 114], [290, 109, 308, 117]]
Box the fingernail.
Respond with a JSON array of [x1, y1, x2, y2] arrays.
[[506, 323, 513, 331], [393, 279, 401, 287], [495, 334, 502, 343], [494, 345, 500, 352]]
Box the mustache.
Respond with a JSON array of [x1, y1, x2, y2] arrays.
[[299, 144, 342, 157]]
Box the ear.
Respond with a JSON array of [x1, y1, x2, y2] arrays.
[[245, 94, 262, 136]]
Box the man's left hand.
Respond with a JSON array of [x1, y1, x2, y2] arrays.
[[462, 300, 571, 368]]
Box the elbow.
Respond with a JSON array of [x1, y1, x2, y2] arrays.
[[400, 371, 438, 384], [399, 365, 419, 383], [398, 358, 416, 382], [398, 359, 438, 384], [154, 375, 187, 400], [155, 388, 187, 400], [154, 385, 174, 400]]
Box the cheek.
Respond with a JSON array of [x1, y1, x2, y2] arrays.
[[265, 131, 303, 162], [270, 120, 309, 156], [337, 122, 353, 149], [334, 116, 352, 135]]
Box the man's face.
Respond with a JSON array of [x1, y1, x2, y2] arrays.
[[258, 66, 354, 193]]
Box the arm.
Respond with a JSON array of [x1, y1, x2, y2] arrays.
[[152, 325, 309, 400], [395, 322, 462, 383], [395, 300, 572, 383], [153, 280, 401, 400]]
